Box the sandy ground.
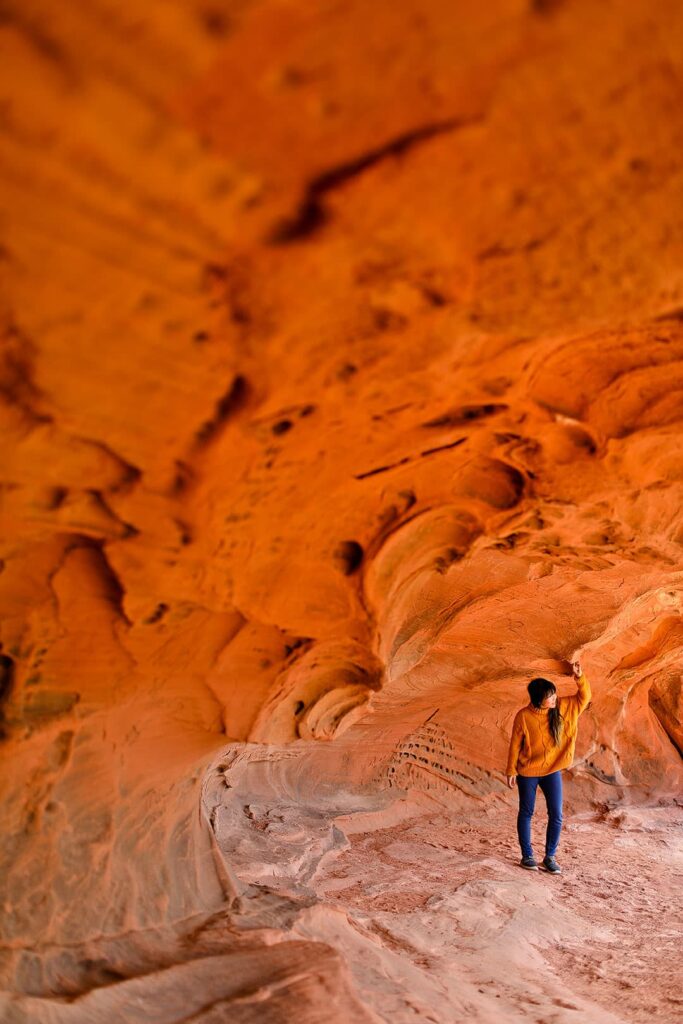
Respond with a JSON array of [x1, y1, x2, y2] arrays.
[[296, 798, 683, 1024], [208, 749, 683, 1023]]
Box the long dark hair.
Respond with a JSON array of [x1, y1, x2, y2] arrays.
[[528, 677, 564, 745]]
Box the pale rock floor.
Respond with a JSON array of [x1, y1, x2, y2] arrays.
[[227, 793, 683, 1024]]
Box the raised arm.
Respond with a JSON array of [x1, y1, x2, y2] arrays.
[[506, 711, 525, 777], [569, 660, 591, 715]]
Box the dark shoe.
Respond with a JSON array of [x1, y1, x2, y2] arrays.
[[520, 855, 538, 870], [542, 855, 562, 874]]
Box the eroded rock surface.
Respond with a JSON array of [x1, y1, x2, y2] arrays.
[[1, 1, 682, 1021]]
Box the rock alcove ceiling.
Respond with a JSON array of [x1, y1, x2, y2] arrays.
[[1, 1, 682, 1021]]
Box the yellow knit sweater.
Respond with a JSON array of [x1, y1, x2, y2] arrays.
[[506, 672, 591, 777]]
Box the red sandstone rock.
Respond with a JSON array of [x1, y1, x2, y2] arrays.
[[1, 1, 682, 1021]]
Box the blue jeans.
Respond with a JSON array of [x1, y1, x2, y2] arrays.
[[516, 770, 563, 859]]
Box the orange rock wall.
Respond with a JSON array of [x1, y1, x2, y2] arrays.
[[1, 0, 682, 1018]]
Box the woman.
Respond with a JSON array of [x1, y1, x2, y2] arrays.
[[506, 660, 591, 873]]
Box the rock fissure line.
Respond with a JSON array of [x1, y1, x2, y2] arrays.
[[268, 116, 483, 243]]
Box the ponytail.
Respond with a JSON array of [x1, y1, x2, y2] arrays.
[[548, 705, 564, 745]]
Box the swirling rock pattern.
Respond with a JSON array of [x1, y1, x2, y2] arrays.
[[1, 1, 682, 1021]]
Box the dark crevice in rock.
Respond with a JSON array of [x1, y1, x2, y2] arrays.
[[420, 438, 467, 457], [284, 637, 314, 658], [333, 540, 364, 575], [501, 466, 528, 505], [171, 460, 195, 495], [569, 429, 598, 455], [654, 307, 683, 323], [0, 653, 15, 739], [174, 519, 193, 546], [79, 439, 142, 493], [193, 375, 250, 449], [530, 0, 566, 13], [420, 284, 449, 307], [268, 117, 477, 243], [398, 489, 417, 511], [0, 320, 53, 425], [422, 404, 508, 429], [86, 489, 139, 538], [337, 362, 358, 380], [0, 5, 75, 78], [144, 603, 169, 625], [354, 457, 412, 480], [88, 538, 133, 626], [356, 438, 467, 479], [46, 486, 69, 510], [198, 7, 233, 37], [271, 419, 293, 436]]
